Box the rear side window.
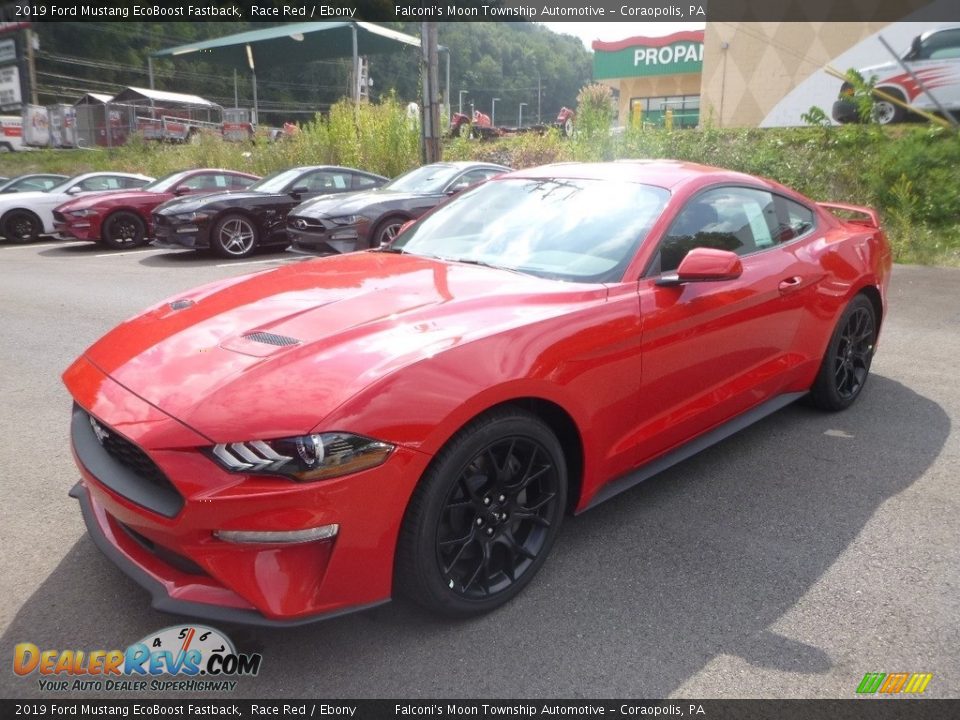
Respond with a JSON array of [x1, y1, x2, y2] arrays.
[[776, 197, 816, 242]]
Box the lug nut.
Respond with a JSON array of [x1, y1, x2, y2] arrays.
[[485, 527, 494, 536], [483, 497, 491, 505], [498, 495, 505, 502], [476, 517, 483, 526]]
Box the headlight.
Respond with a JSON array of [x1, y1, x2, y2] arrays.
[[329, 215, 365, 226], [209, 432, 394, 481], [172, 211, 210, 223], [68, 209, 97, 218]]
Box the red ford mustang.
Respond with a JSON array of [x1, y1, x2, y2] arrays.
[[53, 168, 260, 250], [64, 161, 892, 625]]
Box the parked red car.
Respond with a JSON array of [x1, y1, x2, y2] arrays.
[[53, 168, 260, 249], [64, 161, 892, 625]]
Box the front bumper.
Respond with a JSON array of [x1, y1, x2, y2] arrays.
[[286, 220, 370, 255], [152, 215, 213, 250], [52, 214, 99, 242], [65, 356, 430, 624]]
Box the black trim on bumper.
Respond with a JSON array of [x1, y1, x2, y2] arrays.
[[69, 482, 389, 627]]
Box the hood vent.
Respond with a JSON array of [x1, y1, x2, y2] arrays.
[[243, 331, 300, 347], [169, 299, 194, 310]]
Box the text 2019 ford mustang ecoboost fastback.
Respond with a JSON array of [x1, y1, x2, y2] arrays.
[[64, 161, 892, 625]]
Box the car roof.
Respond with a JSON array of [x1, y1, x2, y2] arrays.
[[503, 160, 770, 191], [423, 161, 511, 170], [67, 171, 153, 181]]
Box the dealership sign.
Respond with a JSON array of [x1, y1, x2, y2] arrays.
[[592, 30, 704, 80]]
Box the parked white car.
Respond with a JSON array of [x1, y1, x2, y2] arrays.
[[0, 172, 154, 243], [834, 25, 960, 124]]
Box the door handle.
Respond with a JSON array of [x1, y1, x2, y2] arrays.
[[778, 276, 804, 294]]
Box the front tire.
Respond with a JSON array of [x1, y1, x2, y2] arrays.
[[102, 211, 147, 249], [211, 213, 258, 259], [395, 408, 567, 618], [372, 215, 407, 248], [809, 294, 877, 411], [2, 210, 42, 243]]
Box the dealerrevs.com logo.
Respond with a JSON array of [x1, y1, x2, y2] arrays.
[[13, 625, 262, 693]]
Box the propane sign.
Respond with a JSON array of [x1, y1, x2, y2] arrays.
[[592, 30, 704, 80]]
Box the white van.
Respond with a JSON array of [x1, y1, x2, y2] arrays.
[[0, 115, 26, 152], [833, 25, 960, 125]]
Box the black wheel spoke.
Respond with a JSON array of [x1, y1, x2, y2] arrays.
[[435, 433, 561, 601]]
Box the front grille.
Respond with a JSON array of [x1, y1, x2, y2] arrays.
[[243, 331, 300, 347], [98, 424, 167, 487], [152, 213, 170, 228], [72, 405, 184, 517], [287, 216, 324, 231]]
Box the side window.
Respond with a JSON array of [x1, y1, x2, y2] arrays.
[[298, 171, 349, 192], [178, 173, 223, 191], [656, 187, 778, 273], [120, 176, 149, 189], [446, 168, 499, 194], [78, 176, 121, 191], [229, 174, 257, 189], [351, 173, 382, 190], [921, 30, 960, 60], [774, 197, 816, 242]]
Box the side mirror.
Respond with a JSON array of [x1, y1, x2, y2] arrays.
[[66, 186, 82, 195], [290, 185, 309, 197], [908, 35, 922, 59], [446, 183, 469, 196], [173, 186, 192, 196], [656, 248, 743, 286]]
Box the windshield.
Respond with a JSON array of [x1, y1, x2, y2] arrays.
[[248, 168, 304, 194], [393, 178, 670, 283], [384, 164, 466, 194], [142, 170, 192, 193]]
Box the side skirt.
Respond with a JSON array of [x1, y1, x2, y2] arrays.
[[580, 392, 807, 513]]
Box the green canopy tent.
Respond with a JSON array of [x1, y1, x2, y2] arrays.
[[149, 21, 449, 120]]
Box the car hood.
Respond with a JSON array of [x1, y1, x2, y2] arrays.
[[58, 190, 164, 212], [155, 190, 275, 214], [80, 252, 605, 442], [293, 189, 431, 218]]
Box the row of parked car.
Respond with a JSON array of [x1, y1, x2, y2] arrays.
[[0, 161, 510, 258]]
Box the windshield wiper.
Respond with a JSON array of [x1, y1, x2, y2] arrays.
[[444, 257, 529, 276]]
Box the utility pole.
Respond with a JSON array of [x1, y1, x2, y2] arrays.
[[25, 27, 38, 105], [420, 23, 441, 164]]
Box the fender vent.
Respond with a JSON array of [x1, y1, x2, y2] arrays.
[[169, 299, 194, 310], [243, 331, 300, 347]]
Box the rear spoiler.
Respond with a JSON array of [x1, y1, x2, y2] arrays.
[[817, 202, 881, 229]]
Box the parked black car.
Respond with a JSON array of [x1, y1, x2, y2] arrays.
[[286, 161, 510, 255], [152, 165, 389, 258]]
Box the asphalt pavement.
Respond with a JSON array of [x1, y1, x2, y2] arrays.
[[1, 239, 957, 699]]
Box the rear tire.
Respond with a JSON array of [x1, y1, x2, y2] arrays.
[[2, 210, 42, 243], [102, 211, 147, 249], [395, 408, 566, 618], [809, 294, 877, 411]]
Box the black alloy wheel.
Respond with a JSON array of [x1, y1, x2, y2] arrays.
[[2, 210, 41, 243], [102, 211, 147, 249], [810, 294, 877, 411], [396, 409, 566, 617]]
